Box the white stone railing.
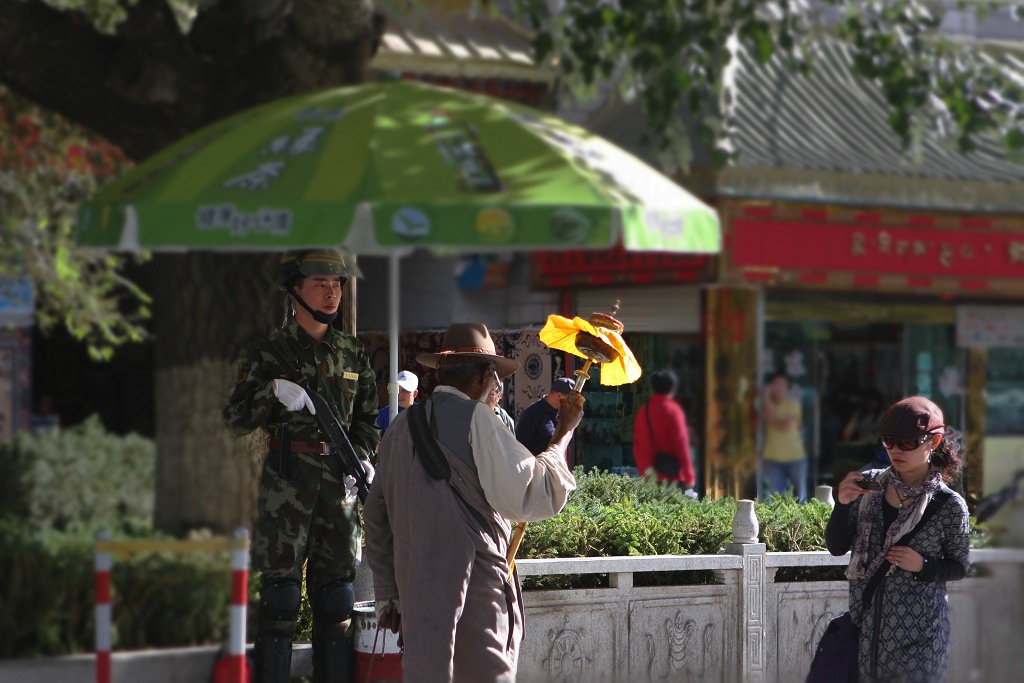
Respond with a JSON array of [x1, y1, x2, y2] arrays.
[[514, 499, 1024, 683], [3, 496, 1020, 683]]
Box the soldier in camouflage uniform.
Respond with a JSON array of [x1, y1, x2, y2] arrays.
[[224, 248, 380, 683]]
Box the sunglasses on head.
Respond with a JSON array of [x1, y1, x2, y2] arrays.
[[880, 432, 941, 451]]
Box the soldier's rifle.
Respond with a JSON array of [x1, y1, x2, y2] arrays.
[[263, 339, 372, 503]]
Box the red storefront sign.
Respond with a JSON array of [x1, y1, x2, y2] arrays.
[[733, 218, 1024, 277], [531, 244, 712, 288]]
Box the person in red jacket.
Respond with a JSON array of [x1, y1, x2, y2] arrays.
[[632, 369, 696, 490]]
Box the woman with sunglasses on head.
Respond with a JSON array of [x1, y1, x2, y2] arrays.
[[824, 396, 970, 683]]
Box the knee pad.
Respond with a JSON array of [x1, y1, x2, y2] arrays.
[[312, 579, 354, 641], [258, 579, 302, 637]]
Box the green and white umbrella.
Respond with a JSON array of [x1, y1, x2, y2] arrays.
[[77, 80, 721, 415], [78, 80, 720, 254]]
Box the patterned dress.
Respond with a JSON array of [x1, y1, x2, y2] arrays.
[[828, 485, 970, 683]]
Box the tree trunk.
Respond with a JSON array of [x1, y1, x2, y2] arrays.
[[152, 253, 281, 533]]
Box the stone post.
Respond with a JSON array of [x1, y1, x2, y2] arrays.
[[815, 485, 835, 508], [723, 499, 767, 682]]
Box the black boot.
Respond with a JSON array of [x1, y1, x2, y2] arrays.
[[312, 631, 353, 683], [253, 578, 301, 683], [253, 633, 293, 683], [312, 579, 355, 683]]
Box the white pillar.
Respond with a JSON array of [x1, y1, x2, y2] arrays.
[[723, 500, 766, 683]]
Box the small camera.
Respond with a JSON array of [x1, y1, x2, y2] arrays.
[[855, 477, 883, 491]]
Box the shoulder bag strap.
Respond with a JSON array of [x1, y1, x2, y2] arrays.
[[408, 400, 451, 482], [644, 402, 656, 445]]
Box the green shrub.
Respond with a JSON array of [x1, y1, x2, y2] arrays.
[[0, 521, 94, 658], [0, 419, 291, 660], [0, 521, 258, 659], [757, 493, 831, 552], [0, 415, 155, 533], [520, 470, 733, 588]]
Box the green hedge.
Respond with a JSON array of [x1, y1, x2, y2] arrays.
[[0, 521, 258, 658], [518, 470, 837, 588], [0, 415, 154, 534], [0, 418, 242, 659], [521, 470, 832, 559]]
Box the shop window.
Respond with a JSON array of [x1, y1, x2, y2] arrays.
[[576, 334, 703, 487], [985, 348, 1024, 436], [904, 324, 964, 432]]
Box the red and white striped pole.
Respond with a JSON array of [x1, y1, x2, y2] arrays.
[[228, 527, 250, 683], [95, 529, 112, 683]]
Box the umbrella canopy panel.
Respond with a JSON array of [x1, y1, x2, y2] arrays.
[[77, 81, 721, 255]]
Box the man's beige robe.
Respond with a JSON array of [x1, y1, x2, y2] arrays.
[[364, 386, 576, 683]]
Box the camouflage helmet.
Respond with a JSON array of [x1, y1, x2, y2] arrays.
[[278, 248, 362, 291]]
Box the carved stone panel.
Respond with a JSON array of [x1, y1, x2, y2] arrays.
[[520, 605, 620, 683], [771, 584, 849, 683], [628, 596, 732, 683]]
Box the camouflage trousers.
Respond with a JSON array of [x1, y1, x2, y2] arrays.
[[252, 450, 361, 595]]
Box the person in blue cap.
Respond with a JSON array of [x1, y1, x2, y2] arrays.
[[516, 376, 577, 456]]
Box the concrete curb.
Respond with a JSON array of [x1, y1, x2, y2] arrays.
[[0, 644, 314, 683]]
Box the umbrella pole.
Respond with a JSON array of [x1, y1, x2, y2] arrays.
[[388, 253, 401, 422]]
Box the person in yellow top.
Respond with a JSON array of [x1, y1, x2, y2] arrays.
[[762, 371, 808, 502]]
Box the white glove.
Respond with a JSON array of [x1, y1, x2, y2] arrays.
[[343, 460, 375, 498], [272, 379, 316, 415]]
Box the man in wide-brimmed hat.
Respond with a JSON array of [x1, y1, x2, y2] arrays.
[[364, 322, 583, 682]]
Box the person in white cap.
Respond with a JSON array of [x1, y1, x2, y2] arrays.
[[376, 370, 418, 435]]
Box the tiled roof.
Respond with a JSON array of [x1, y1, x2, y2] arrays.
[[720, 38, 1024, 210], [570, 36, 1024, 211], [371, 10, 550, 83]]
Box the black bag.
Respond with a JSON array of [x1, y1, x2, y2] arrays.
[[653, 451, 680, 478], [806, 612, 859, 683], [644, 405, 679, 478]]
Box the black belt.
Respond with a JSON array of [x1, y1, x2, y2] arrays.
[[268, 437, 332, 455]]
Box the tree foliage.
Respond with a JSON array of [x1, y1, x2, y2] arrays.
[[512, 0, 1024, 169], [0, 0, 384, 361], [3, 0, 1022, 358], [0, 87, 148, 360]]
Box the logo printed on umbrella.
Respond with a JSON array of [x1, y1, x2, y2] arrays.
[[550, 208, 592, 243], [427, 111, 504, 193], [294, 107, 347, 122], [475, 208, 514, 244], [262, 127, 326, 156], [392, 208, 430, 238], [197, 204, 293, 236], [223, 162, 286, 192], [645, 210, 686, 240]]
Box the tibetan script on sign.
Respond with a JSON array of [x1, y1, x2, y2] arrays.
[[733, 219, 1024, 279]]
